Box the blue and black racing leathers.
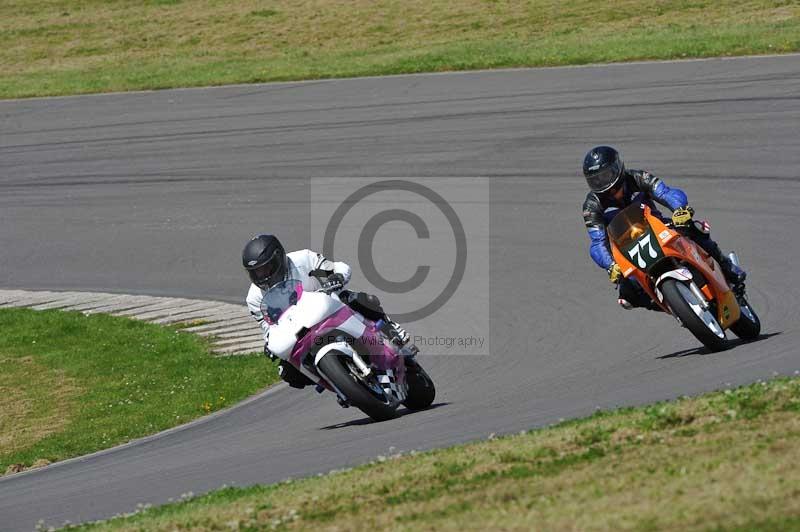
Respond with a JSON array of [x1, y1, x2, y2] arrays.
[[582, 169, 734, 308]]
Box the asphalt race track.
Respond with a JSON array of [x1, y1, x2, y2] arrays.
[[1, 55, 799, 530]]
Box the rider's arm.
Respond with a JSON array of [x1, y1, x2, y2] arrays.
[[246, 284, 270, 341], [583, 195, 615, 270], [634, 170, 688, 210], [306, 250, 352, 285], [588, 228, 615, 270]]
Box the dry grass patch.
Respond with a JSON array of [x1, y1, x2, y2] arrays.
[[0, 356, 80, 457], [1, 0, 799, 97]]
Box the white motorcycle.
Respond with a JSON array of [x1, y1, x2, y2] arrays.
[[262, 275, 435, 421]]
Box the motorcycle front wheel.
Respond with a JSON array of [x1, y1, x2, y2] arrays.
[[317, 351, 398, 422], [660, 279, 727, 352]]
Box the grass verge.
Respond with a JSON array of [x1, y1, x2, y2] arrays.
[[74, 376, 800, 531], [0, 308, 277, 475], [1, 0, 799, 98]]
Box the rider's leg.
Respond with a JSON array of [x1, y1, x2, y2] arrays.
[[339, 290, 409, 345], [618, 278, 661, 311], [680, 222, 746, 286], [278, 360, 315, 389]]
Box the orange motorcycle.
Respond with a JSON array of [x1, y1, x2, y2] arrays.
[[608, 197, 760, 351]]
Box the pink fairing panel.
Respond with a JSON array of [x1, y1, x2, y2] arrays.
[[358, 325, 404, 378], [290, 312, 405, 383], [289, 306, 355, 365]]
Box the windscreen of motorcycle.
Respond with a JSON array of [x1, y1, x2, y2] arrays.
[[260, 279, 304, 325], [607, 199, 665, 272]]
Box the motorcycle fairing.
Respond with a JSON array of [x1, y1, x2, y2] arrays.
[[609, 200, 741, 328]]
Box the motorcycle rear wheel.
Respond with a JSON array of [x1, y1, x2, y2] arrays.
[[402, 360, 436, 411], [660, 279, 727, 352], [317, 351, 398, 422], [730, 295, 761, 340]]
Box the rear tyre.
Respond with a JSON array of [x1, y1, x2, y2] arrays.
[[317, 351, 398, 422], [730, 295, 761, 340], [402, 361, 436, 411], [660, 279, 728, 352]]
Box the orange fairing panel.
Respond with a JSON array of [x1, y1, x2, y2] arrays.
[[717, 290, 741, 329]]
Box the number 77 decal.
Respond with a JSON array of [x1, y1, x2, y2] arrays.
[[628, 234, 658, 268]]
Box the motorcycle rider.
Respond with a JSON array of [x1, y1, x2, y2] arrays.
[[242, 234, 409, 388], [581, 146, 746, 310]]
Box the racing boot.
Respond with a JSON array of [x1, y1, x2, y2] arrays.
[[684, 226, 747, 288], [706, 243, 746, 287], [719, 256, 746, 288], [382, 318, 410, 347], [618, 297, 635, 310]]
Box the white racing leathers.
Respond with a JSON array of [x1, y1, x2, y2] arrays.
[[246, 249, 352, 344]]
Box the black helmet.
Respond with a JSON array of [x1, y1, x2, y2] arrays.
[[242, 234, 287, 289], [583, 146, 625, 193]]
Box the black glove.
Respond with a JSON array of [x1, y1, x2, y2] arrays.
[[325, 273, 346, 290], [264, 343, 276, 361]]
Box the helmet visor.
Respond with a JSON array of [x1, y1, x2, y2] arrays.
[[586, 160, 623, 193], [247, 252, 283, 288]]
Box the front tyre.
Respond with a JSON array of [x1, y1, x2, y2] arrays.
[[660, 279, 727, 352], [730, 295, 761, 340], [317, 351, 398, 422], [402, 360, 435, 411]]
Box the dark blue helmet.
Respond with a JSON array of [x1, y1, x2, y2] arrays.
[[583, 146, 625, 193]]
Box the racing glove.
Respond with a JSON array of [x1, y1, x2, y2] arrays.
[[263, 330, 277, 360], [264, 343, 276, 361], [672, 206, 694, 227], [607, 263, 623, 284], [325, 273, 346, 290]]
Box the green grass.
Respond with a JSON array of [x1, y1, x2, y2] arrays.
[[0, 308, 277, 475], [73, 376, 800, 531], [1, 0, 798, 98]]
